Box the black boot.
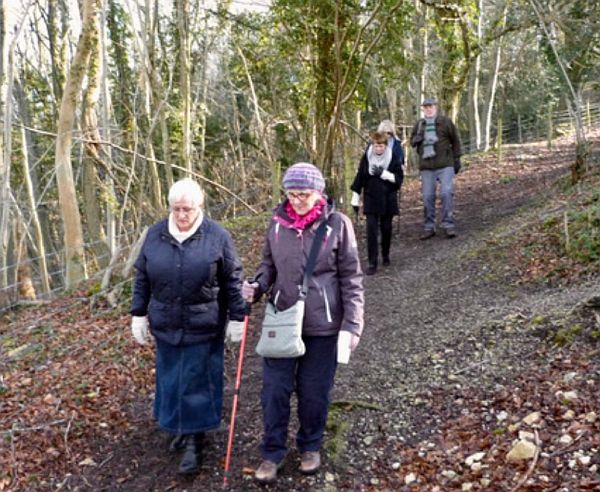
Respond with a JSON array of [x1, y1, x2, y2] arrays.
[[169, 434, 187, 452], [178, 433, 204, 475]]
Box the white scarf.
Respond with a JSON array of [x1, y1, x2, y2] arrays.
[[367, 144, 392, 175], [168, 210, 204, 243]]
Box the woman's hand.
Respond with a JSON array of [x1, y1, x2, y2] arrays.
[[226, 320, 245, 343], [351, 192, 360, 214], [350, 333, 360, 352], [131, 316, 151, 345], [370, 165, 383, 177], [241, 281, 259, 302]]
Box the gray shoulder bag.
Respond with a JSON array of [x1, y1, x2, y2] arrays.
[[256, 219, 328, 358]]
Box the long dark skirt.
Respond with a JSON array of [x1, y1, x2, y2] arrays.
[[154, 337, 225, 434]]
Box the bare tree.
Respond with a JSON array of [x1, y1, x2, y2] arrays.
[[16, 80, 52, 295], [528, 0, 593, 183], [177, 0, 192, 174], [54, 0, 101, 287], [483, 3, 508, 151], [0, 2, 11, 304], [82, 0, 111, 269]]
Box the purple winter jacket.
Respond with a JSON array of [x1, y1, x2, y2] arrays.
[[254, 200, 364, 337]]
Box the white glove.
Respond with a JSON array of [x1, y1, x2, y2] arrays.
[[337, 330, 361, 364], [351, 192, 360, 207], [226, 320, 245, 343], [131, 316, 151, 345], [241, 281, 259, 302], [381, 170, 396, 183]]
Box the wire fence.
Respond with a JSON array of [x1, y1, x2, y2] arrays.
[[1, 102, 600, 313], [461, 102, 600, 154]]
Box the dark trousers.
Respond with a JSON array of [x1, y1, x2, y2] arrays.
[[366, 214, 394, 267], [260, 335, 338, 463]]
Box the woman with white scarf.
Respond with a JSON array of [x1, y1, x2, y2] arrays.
[[351, 131, 404, 275], [130, 178, 246, 475]]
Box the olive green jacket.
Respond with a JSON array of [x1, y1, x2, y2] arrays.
[[410, 115, 462, 170]]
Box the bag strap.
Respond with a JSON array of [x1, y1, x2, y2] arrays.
[[299, 219, 328, 298]]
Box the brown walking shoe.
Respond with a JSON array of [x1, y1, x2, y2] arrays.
[[419, 229, 435, 240], [300, 451, 321, 475], [443, 228, 457, 238], [255, 460, 279, 484]]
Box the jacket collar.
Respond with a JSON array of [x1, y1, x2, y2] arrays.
[[159, 217, 208, 242], [274, 196, 334, 230]]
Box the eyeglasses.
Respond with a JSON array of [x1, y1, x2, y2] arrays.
[[287, 191, 313, 201], [171, 206, 196, 215]]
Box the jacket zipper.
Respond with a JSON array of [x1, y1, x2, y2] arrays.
[[322, 287, 332, 323]]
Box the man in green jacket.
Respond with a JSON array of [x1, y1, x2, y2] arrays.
[[410, 98, 462, 239]]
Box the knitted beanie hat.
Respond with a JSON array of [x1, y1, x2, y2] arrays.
[[282, 163, 325, 194]]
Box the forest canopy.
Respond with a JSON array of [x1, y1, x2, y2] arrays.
[[0, 0, 598, 306]]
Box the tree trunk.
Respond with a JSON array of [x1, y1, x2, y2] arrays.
[[14, 220, 36, 301], [431, 4, 473, 121], [417, 1, 427, 107], [471, 0, 483, 151], [54, 0, 99, 287], [121, 0, 163, 211], [177, 0, 192, 174], [195, 14, 211, 175], [528, 0, 588, 183], [408, 1, 428, 173], [230, 83, 246, 191], [483, 5, 507, 152], [0, 3, 11, 305], [316, 0, 408, 196], [143, 0, 164, 210], [17, 84, 52, 295], [496, 113, 503, 166], [47, 0, 68, 114], [82, 0, 110, 269], [99, 0, 117, 257], [236, 45, 278, 207], [546, 101, 553, 150]]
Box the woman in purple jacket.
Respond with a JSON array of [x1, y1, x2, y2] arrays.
[[242, 163, 364, 484]]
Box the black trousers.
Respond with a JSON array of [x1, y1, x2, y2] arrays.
[[366, 214, 393, 267], [260, 335, 338, 463]]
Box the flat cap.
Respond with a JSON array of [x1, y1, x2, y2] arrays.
[[421, 97, 438, 106]]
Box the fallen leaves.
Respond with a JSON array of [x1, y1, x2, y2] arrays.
[[0, 293, 153, 490], [370, 347, 600, 491]]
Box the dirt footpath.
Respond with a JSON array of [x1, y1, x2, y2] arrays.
[[83, 137, 599, 491]]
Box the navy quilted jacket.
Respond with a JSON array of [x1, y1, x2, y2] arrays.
[[131, 218, 246, 345]]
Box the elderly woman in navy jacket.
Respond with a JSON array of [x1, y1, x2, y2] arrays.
[[351, 130, 404, 275], [130, 178, 246, 475]]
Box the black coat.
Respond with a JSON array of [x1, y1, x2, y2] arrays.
[[364, 137, 405, 166], [350, 150, 404, 216], [131, 218, 246, 346]]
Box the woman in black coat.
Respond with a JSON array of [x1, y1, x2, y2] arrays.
[[130, 178, 246, 475], [351, 130, 404, 275]]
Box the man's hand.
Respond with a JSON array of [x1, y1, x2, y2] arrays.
[[454, 158, 461, 175]]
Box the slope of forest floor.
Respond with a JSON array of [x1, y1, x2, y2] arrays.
[[1, 132, 600, 491]]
